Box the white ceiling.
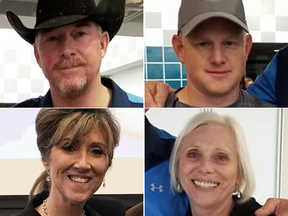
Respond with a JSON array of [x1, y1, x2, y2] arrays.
[[0, 0, 143, 36]]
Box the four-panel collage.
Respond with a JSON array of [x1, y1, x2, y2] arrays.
[[0, 0, 288, 216]]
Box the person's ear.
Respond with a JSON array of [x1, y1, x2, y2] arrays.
[[244, 34, 253, 61], [100, 32, 109, 58], [42, 156, 50, 171], [34, 44, 42, 68], [236, 169, 243, 187], [172, 34, 185, 63]]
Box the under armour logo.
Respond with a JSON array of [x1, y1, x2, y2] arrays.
[[150, 183, 163, 193]]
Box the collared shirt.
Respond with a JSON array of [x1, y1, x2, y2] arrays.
[[165, 89, 276, 107], [13, 78, 143, 107]]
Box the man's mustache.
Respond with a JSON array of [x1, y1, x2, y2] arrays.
[[53, 58, 87, 70]]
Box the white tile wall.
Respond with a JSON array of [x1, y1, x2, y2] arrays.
[[275, 0, 288, 16], [145, 29, 164, 46], [145, 0, 288, 45], [243, 0, 262, 16], [101, 36, 143, 71], [260, 15, 276, 31]]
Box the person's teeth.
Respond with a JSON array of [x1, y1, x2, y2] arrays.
[[193, 180, 218, 188], [69, 176, 89, 183]]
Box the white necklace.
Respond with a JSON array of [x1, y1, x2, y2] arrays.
[[42, 198, 86, 216]]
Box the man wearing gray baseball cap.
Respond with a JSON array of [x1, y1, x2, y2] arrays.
[[146, 0, 275, 107]]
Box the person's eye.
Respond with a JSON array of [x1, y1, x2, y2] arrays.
[[92, 148, 104, 155], [187, 150, 201, 159], [215, 153, 229, 162], [75, 31, 86, 38], [62, 145, 75, 152], [46, 36, 58, 42], [225, 41, 235, 47], [197, 42, 209, 47]]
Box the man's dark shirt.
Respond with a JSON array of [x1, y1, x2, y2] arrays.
[[13, 78, 143, 107]]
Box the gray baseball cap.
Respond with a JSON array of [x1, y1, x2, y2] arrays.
[[178, 0, 249, 36]]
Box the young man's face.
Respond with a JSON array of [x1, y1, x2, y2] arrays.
[[173, 18, 252, 100], [34, 21, 109, 98]]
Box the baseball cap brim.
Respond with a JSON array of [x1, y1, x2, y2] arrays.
[[180, 12, 249, 36]]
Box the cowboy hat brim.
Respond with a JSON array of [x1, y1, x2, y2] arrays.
[[6, 0, 125, 45]]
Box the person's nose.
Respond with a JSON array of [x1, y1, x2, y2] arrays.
[[210, 45, 226, 65], [59, 36, 76, 58], [198, 159, 215, 174], [74, 151, 91, 171]]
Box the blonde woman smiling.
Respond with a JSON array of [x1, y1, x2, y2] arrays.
[[170, 112, 274, 216]]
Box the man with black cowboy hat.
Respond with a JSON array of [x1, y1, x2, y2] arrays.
[[6, 0, 143, 107], [145, 0, 275, 108]]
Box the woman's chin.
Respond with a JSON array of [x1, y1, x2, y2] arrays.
[[66, 193, 91, 205]]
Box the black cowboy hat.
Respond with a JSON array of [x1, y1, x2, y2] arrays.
[[6, 0, 125, 45]]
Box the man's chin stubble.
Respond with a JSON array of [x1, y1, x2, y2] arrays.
[[56, 79, 89, 99]]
